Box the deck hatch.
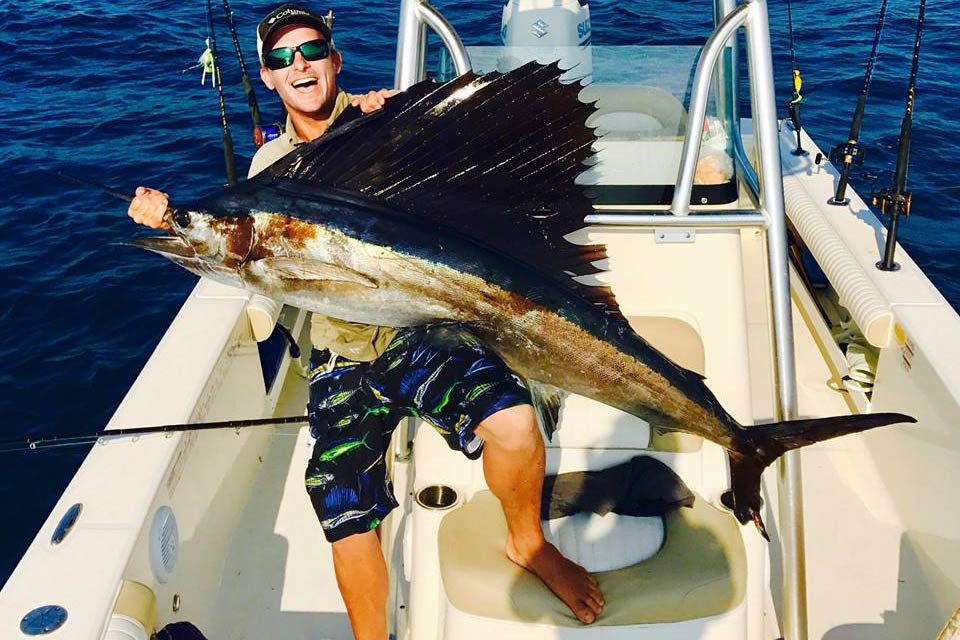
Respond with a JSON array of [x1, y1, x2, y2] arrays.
[[19, 605, 68, 635]]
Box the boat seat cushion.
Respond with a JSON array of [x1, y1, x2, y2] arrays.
[[542, 511, 665, 573], [438, 490, 746, 626], [632, 316, 705, 453], [581, 84, 687, 138]]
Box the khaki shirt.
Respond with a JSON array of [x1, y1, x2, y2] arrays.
[[248, 90, 398, 361]]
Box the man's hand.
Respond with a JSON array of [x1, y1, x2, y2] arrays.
[[128, 186, 171, 229], [351, 89, 391, 114]]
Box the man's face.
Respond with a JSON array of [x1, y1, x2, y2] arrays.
[[260, 25, 342, 120]]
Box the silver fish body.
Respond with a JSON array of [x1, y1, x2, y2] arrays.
[[161, 183, 729, 438]]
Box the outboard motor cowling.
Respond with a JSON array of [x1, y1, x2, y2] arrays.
[[500, 0, 592, 81]]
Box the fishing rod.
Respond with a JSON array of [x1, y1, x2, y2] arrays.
[[0, 415, 310, 454], [829, 0, 889, 206], [784, 0, 806, 156], [57, 172, 186, 228], [874, 0, 925, 271], [58, 172, 133, 203], [220, 0, 262, 135], [205, 0, 238, 186]]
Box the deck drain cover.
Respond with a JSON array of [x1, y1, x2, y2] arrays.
[[20, 605, 68, 635]]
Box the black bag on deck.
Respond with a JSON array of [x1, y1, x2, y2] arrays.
[[541, 454, 695, 519], [155, 622, 209, 640]]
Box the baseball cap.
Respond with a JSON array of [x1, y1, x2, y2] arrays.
[[257, 3, 333, 63]]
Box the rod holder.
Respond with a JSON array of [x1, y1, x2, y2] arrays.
[[874, 187, 911, 271]]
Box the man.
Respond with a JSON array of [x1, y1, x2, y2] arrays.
[[128, 4, 604, 637]]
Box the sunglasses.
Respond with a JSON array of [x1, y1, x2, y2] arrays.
[[263, 39, 331, 70]]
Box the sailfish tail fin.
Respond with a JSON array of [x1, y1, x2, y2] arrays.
[[723, 412, 916, 539]]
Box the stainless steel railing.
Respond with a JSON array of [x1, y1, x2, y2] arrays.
[[739, 3, 808, 639], [585, 212, 766, 228], [669, 4, 750, 216], [394, 1, 807, 638], [395, 0, 471, 90]]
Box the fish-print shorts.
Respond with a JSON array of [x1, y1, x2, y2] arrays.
[[304, 324, 532, 543]]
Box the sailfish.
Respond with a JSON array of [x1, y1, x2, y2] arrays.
[[130, 62, 915, 536]]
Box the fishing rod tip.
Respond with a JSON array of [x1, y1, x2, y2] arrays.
[[57, 171, 135, 203]]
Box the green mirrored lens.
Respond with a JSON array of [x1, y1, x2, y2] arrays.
[[298, 40, 330, 61], [264, 40, 330, 70], [264, 47, 295, 70]]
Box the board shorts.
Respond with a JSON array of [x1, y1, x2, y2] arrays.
[[304, 324, 532, 543]]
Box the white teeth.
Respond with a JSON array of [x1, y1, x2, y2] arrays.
[[292, 78, 318, 88]]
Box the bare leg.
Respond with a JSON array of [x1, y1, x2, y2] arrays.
[[475, 404, 605, 624], [331, 530, 389, 640]]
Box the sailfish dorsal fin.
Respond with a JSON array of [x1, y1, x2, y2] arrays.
[[258, 61, 622, 318]]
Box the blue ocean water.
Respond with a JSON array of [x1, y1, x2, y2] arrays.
[[0, 0, 955, 586]]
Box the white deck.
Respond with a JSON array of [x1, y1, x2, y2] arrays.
[[207, 369, 355, 640]]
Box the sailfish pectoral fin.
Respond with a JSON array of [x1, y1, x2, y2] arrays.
[[251, 257, 378, 287], [239, 255, 454, 327], [528, 380, 567, 441]]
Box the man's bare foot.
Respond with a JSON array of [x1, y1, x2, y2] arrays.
[[506, 532, 605, 624]]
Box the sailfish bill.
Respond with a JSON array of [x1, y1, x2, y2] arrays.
[[130, 61, 916, 535]]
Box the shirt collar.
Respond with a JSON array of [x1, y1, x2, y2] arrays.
[[284, 89, 351, 144]]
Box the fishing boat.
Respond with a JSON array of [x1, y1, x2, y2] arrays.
[[1, 0, 956, 638]]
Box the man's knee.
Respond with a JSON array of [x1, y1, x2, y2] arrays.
[[331, 529, 382, 560], [476, 404, 540, 452]]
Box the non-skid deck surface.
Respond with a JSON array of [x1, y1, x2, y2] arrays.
[[786, 295, 930, 639], [208, 367, 353, 640]]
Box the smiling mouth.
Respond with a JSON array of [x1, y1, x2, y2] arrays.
[[292, 78, 318, 90]]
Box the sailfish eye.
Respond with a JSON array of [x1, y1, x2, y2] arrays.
[[172, 209, 191, 228]]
